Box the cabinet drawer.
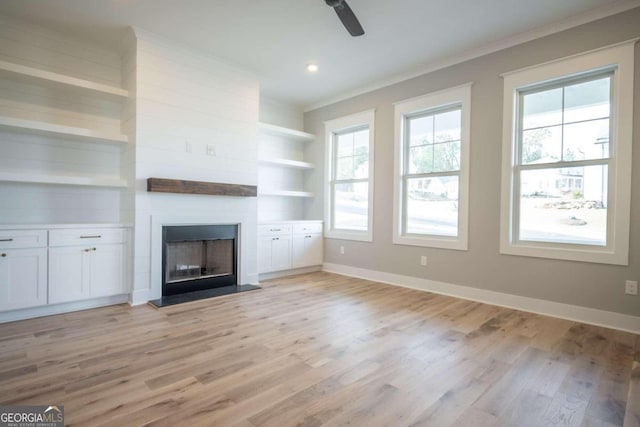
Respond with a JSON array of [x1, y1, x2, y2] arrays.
[[258, 224, 292, 236], [0, 230, 47, 249], [293, 223, 323, 235], [49, 228, 125, 246]]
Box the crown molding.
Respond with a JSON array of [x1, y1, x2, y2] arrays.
[[304, 0, 640, 112]]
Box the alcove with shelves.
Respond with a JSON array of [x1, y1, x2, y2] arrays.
[[257, 122, 317, 221], [0, 24, 130, 225]]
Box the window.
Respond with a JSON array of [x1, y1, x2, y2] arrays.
[[324, 110, 375, 241], [500, 41, 634, 265], [393, 84, 471, 250]]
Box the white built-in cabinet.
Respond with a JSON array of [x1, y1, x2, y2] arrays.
[[257, 122, 323, 277], [259, 221, 323, 275], [0, 225, 128, 316], [292, 224, 323, 269], [0, 230, 48, 311], [48, 228, 125, 304]]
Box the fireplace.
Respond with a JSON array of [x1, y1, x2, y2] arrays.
[[162, 224, 238, 296]]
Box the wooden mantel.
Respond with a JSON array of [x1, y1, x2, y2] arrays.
[[147, 178, 257, 197]]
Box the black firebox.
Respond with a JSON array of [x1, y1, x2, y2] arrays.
[[162, 224, 238, 296]]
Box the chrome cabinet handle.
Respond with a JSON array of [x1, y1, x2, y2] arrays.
[[0, 238, 13, 242], [80, 235, 101, 239], [270, 229, 281, 232]]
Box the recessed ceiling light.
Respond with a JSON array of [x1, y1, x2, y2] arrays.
[[307, 63, 319, 73]]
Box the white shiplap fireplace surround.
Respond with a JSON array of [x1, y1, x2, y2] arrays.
[[129, 28, 260, 305]]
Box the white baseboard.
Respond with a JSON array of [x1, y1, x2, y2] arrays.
[[322, 263, 640, 334], [129, 288, 151, 306], [0, 294, 130, 324], [259, 266, 322, 282]]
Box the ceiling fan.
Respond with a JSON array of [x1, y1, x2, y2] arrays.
[[325, 0, 365, 37]]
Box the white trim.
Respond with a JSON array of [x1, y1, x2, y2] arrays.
[[500, 38, 640, 77], [304, 0, 640, 112], [324, 109, 375, 242], [258, 265, 322, 281], [0, 295, 129, 324], [129, 288, 151, 306], [393, 84, 472, 250], [499, 40, 635, 265], [322, 263, 640, 334]]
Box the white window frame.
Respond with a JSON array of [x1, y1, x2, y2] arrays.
[[324, 109, 375, 242], [500, 40, 635, 265], [393, 84, 472, 250]]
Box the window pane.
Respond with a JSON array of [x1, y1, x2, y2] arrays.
[[337, 132, 354, 157], [336, 157, 353, 180], [521, 125, 562, 164], [406, 176, 459, 236], [334, 182, 369, 231], [353, 154, 369, 179], [522, 87, 563, 130], [519, 165, 607, 246], [353, 129, 369, 153], [563, 118, 609, 161], [564, 77, 610, 123], [409, 115, 433, 146], [434, 109, 461, 142], [433, 141, 460, 172], [409, 145, 433, 174]]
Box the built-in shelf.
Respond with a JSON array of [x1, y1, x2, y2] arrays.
[[0, 116, 128, 145], [259, 158, 315, 170], [258, 190, 315, 198], [0, 171, 128, 188], [258, 122, 315, 142], [0, 59, 129, 99]]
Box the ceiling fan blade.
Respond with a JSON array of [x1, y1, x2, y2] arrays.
[[329, 0, 365, 37]]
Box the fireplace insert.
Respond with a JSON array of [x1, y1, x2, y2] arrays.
[[162, 224, 238, 296]]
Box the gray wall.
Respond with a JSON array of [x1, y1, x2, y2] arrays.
[[304, 8, 640, 317]]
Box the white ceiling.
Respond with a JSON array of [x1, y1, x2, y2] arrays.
[[0, 0, 637, 110]]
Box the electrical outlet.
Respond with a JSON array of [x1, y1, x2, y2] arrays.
[[340, 246, 345, 255], [185, 141, 192, 153], [420, 255, 427, 266], [625, 280, 638, 295], [206, 144, 216, 156]]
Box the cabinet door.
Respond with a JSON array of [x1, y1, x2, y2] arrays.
[[90, 244, 124, 298], [292, 234, 323, 268], [270, 235, 292, 272], [258, 236, 274, 273], [305, 234, 323, 266], [49, 246, 91, 304], [0, 248, 47, 311]]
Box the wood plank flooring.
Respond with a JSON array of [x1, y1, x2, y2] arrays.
[[0, 272, 638, 426]]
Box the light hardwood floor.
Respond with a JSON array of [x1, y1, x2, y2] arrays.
[[0, 272, 638, 426]]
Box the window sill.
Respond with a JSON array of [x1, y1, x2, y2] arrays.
[[500, 242, 628, 266], [325, 230, 373, 242], [393, 234, 467, 251]]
